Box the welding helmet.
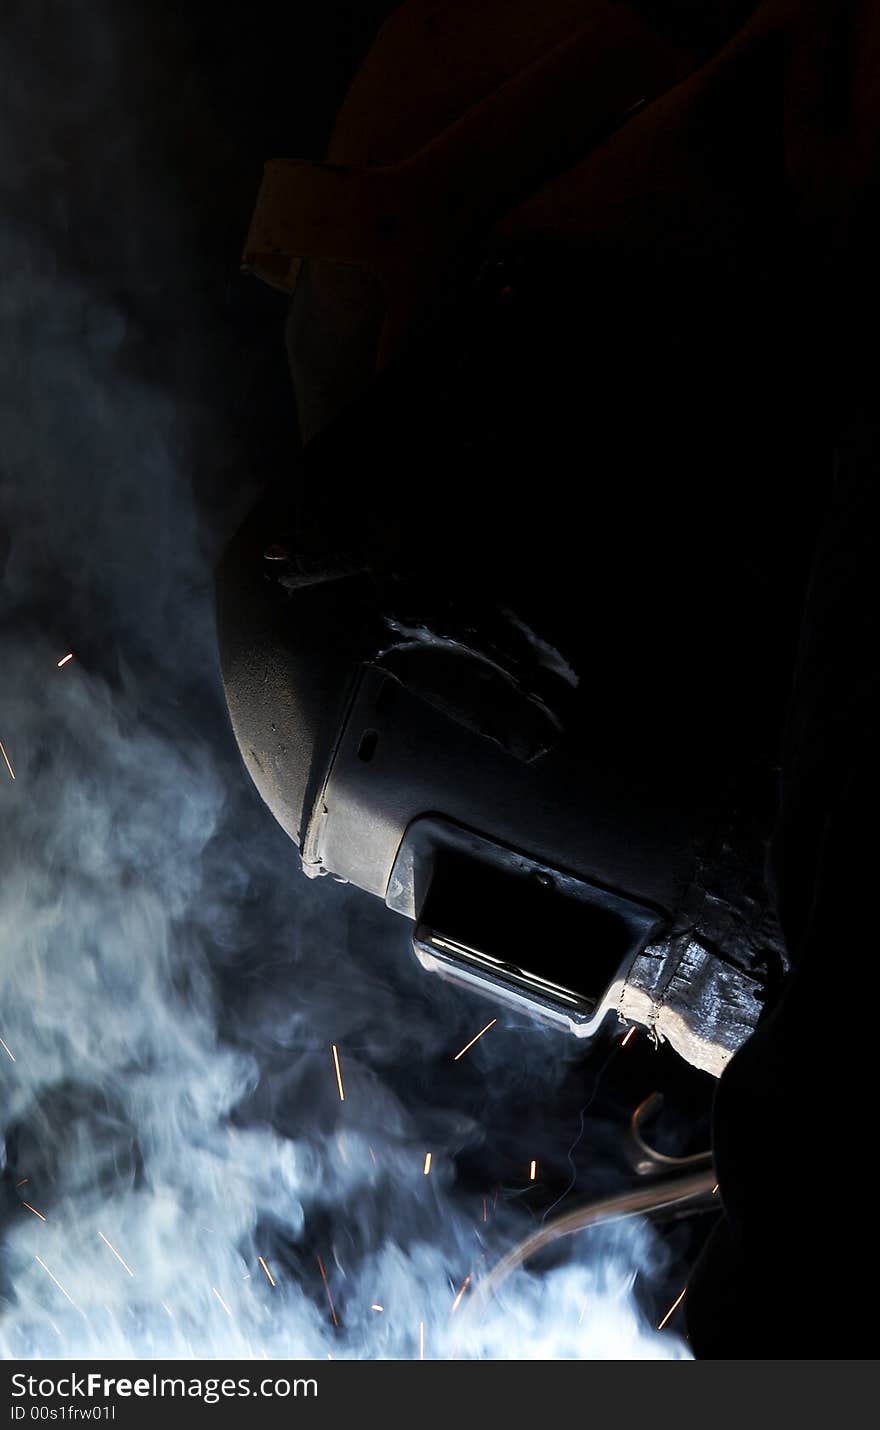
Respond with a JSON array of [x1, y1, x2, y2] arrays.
[[216, 0, 823, 1075]]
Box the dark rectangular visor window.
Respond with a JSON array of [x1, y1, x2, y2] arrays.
[[416, 851, 639, 1014]]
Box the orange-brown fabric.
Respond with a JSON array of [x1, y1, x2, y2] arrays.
[[243, 0, 692, 305], [247, 0, 880, 382], [325, 0, 603, 167], [495, 0, 880, 287]]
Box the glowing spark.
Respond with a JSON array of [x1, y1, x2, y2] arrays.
[[712, 1183, 720, 1195], [371, 1304, 384, 1313], [419, 1321, 425, 1360], [529, 1159, 537, 1181], [578, 1298, 588, 1325], [211, 1287, 232, 1317], [0, 1036, 16, 1062], [316, 1255, 339, 1328], [16, 1178, 28, 1188], [57, 653, 74, 668], [98, 1231, 134, 1277], [482, 1197, 487, 1222], [450, 1274, 472, 1315], [621, 1026, 637, 1047], [368, 1146, 377, 1164], [35, 1256, 78, 1309], [160, 1301, 174, 1318], [453, 1018, 497, 1061], [423, 1152, 432, 1175], [658, 1285, 687, 1331], [331, 1044, 345, 1102], [22, 1202, 46, 1222], [258, 1256, 276, 1288], [0, 739, 16, 781]]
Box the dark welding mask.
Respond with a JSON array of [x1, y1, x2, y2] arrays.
[[215, 263, 803, 1080], [216, 0, 821, 1079]]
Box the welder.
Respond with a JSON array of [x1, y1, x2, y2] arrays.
[[217, 0, 879, 1357]]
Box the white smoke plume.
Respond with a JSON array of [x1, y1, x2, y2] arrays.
[[0, 0, 690, 1359]]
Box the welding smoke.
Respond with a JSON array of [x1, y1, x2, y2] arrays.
[[0, 0, 689, 1359]]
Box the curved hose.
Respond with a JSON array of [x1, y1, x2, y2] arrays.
[[630, 1092, 714, 1173], [471, 1168, 716, 1313]]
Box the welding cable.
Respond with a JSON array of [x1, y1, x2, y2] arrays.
[[629, 1092, 714, 1174], [472, 1168, 716, 1312]]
